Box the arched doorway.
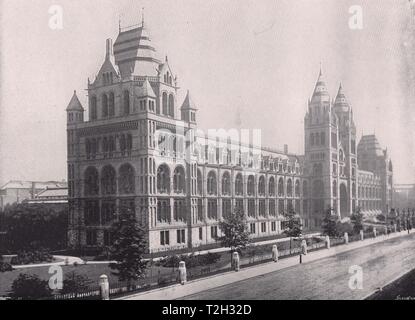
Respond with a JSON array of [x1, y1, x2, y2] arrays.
[[339, 184, 349, 218]]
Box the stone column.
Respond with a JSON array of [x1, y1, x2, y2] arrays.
[[232, 252, 240, 271], [360, 230, 364, 241], [325, 235, 331, 249], [301, 240, 308, 255], [373, 228, 377, 238]]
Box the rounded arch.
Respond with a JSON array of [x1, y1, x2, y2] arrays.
[[101, 165, 116, 195], [162, 92, 168, 115], [84, 167, 99, 196], [235, 173, 243, 196], [258, 176, 265, 196], [123, 90, 130, 115], [197, 169, 203, 195], [207, 171, 217, 195], [173, 165, 186, 194], [109, 92, 115, 116], [157, 164, 170, 194], [119, 163, 135, 194], [287, 179, 293, 197], [247, 175, 255, 196], [339, 183, 349, 218], [90, 96, 98, 120], [278, 177, 284, 196], [168, 94, 174, 117], [295, 180, 301, 197], [268, 176, 275, 196], [222, 171, 231, 195]]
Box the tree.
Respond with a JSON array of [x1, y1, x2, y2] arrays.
[[219, 208, 251, 258], [322, 208, 339, 237], [283, 209, 303, 254], [9, 274, 52, 300], [0, 255, 13, 272], [61, 272, 93, 295], [109, 212, 148, 288], [351, 207, 364, 235]]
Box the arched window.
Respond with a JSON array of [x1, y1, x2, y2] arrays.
[[339, 149, 344, 162], [168, 94, 174, 117], [235, 173, 243, 196], [103, 137, 109, 157], [90, 96, 97, 120], [127, 134, 133, 155], [278, 178, 284, 196], [295, 180, 300, 197], [315, 132, 320, 145], [258, 176, 265, 196], [109, 136, 115, 157], [269, 177, 275, 196], [86, 139, 91, 159], [207, 171, 217, 195], [157, 165, 170, 194], [102, 94, 108, 118], [162, 92, 168, 115], [320, 132, 325, 146], [247, 175, 255, 196], [119, 164, 135, 194], [222, 172, 231, 196], [287, 179, 293, 197], [313, 163, 323, 176], [173, 166, 186, 194], [109, 92, 115, 117], [120, 135, 126, 155], [303, 180, 308, 197], [352, 183, 356, 198], [123, 90, 130, 115], [197, 169, 203, 195], [101, 166, 116, 195], [310, 133, 315, 146], [84, 167, 99, 196], [333, 180, 337, 197]]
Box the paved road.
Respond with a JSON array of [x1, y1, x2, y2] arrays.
[[181, 233, 415, 300]]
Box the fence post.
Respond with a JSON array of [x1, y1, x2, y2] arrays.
[[384, 226, 388, 236], [394, 224, 397, 233], [360, 230, 364, 241], [373, 228, 377, 238], [301, 240, 308, 255], [325, 236, 330, 249], [272, 245, 279, 262], [99, 275, 110, 301], [232, 252, 240, 271], [344, 232, 349, 244], [179, 261, 187, 285]]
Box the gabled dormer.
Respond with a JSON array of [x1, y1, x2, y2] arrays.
[[91, 39, 120, 88], [158, 56, 178, 88]]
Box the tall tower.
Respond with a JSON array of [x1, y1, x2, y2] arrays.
[[333, 83, 357, 217], [304, 68, 335, 226]]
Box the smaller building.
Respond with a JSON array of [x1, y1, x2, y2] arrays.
[[0, 181, 67, 210], [26, 187, 68, 205]]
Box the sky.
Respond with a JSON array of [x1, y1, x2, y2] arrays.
[[0, 0, 414, 185]]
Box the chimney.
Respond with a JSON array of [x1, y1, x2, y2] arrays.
[[105, 38, 114, 60], [284, 144, 289, 155]]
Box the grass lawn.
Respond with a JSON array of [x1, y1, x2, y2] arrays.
[[368, 268, 415, 300]]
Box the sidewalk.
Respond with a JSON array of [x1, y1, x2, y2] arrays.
[[119, 230, 414, 300]]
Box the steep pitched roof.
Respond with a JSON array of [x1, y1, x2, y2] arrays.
[[138, 78, 156, 98], [181, 90, 198, 110], [66, 91, 84, 111]]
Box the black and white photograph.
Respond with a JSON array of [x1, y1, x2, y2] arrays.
[[0, 0, 415, 306]]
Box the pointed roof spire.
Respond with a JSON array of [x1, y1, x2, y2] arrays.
[[181, 90, 198, 110], [311, 65, 329, 102], [334, 82, 350, 111], [66, 90, 84, 111]]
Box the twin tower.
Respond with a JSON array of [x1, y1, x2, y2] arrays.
[[304, 69, 358, 220]]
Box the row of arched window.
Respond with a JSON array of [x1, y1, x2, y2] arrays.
[[84, 164, 135, 196], [358, 186, 382, 199], [157, 165, 305, 198], [161, 92, 174, 117], [86, 134, 133, 159], [90, 91, 130, 121]]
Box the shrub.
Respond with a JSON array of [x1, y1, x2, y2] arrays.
[[376, 214, 386, 222], [10, 250, 53, 265], [336, 222, 354, 236], [156, 252, 221, 269], [0, 256, 13, 272], [9, 274, 52, 300], [61, 272, 93, 295]]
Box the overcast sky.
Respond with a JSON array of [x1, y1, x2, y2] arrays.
[[0, 0, 414, 185]]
